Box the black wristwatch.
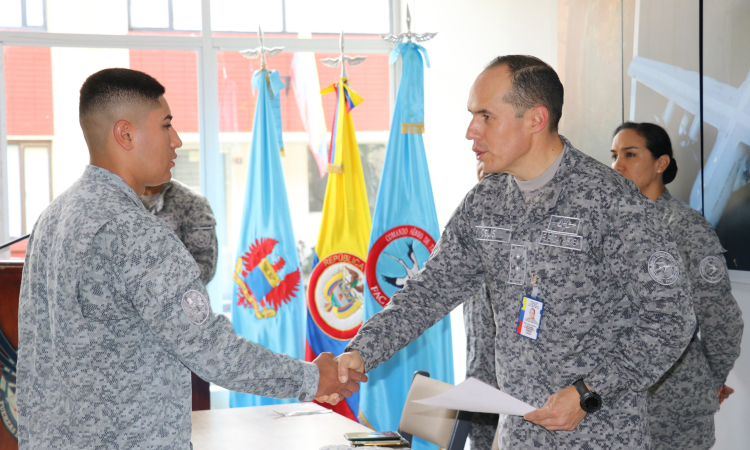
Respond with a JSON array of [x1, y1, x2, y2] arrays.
[[573, 379, 602, 413]]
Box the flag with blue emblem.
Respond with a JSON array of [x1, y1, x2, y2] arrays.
[[230, 68, 304, 408], [361, 42, 453, 450], [305, 75, 371, 422]]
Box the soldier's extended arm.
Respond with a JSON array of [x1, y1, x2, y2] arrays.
[[347, 195, 485, 373]]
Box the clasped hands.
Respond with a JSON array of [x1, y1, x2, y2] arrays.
[[312, 351, 367, 403]]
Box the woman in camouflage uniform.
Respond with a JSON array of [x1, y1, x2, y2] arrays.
[[611, 122, 744, 450]]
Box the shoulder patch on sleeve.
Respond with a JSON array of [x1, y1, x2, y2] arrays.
[[182, 289, 210, 325], [700, 255, 725, 283], [648, 251, 680, 285]]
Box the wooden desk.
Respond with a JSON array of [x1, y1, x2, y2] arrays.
[[191, 403, 373, 449]]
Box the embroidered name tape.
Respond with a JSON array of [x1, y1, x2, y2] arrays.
[[699, 255, 725, 283], [475, 226, 511, 243], [648, 251, 680, 285], [538, 231, 583, 251]]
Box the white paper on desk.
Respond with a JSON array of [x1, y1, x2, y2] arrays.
[[413, 377, 537, 416]]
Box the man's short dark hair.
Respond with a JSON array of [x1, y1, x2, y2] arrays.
[[486, 55, 564, 132], [79, 68, 165, 120]]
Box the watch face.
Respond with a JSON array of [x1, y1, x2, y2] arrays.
[[582, 394, 602, 412]]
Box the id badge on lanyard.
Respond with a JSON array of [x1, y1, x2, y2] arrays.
[[517, 296, 544, 340]]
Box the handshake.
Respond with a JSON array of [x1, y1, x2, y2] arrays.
[[311, 351, 367, 405]]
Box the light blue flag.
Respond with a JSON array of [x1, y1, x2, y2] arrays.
[[362, 43, 453, 450], [230, 69, 304, 408]]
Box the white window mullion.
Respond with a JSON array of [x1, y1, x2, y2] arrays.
[[0, 43, 11, 257], [199, 0, 226, 313]]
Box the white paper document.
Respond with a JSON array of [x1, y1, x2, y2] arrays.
[[413, 377, 537, 416]]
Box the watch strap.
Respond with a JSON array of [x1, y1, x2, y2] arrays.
[[573, 378, 590, 397]]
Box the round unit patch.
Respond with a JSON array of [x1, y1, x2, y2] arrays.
[[648, 251, 680, 286], [182, 289, 209, 325], [191, 229, 213, 248], [700, 255, 725, 283], [366, 225, 436, 308], [307, 253, 366, 340]]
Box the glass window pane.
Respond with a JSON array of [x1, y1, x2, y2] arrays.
[[211, 0, 283, 33], [4, 45, 200, 258], [173, 0, 202, 31], [129, 0, 170, 29], [25, 0, 45, 27], [0, 0, 22, 28], [23, 146, 51, 232], [7, 144, 22, 237], [285, 0, 390, 34]]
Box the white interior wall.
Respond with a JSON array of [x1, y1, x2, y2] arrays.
[[412, 0, 559, 383]]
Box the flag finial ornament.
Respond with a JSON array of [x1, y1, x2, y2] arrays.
[[240, 25, 285, 71], [320, 31, 368, 79], [381, 5, 437, 44]]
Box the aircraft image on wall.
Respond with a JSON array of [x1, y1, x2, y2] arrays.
[[627, 56, 750, 226]]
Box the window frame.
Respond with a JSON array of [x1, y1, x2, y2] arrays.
[[126, 0, 392, 35], [0, 0, 47, 31], [0, 0, 401, 297], [6, 140, 52, 235]]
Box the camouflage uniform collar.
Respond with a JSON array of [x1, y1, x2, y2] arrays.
[[502, 135, 581, 219], [83, 165, 144, 209], [659, 188, 673, 202]]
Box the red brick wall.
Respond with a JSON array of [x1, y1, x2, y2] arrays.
[[4, 46, 54, 136]]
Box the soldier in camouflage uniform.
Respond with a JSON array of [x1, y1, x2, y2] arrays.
[[141, 179, 218, 286], [612, 122, 743, 450], [326, 56, 696, 449], [16, 68, 364, 449]]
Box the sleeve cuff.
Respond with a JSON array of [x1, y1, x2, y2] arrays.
[[297, 361, 320, 402], [586, 362, 626, 406]]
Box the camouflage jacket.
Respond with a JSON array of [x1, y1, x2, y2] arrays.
[[17, 166, 318, 449], [349, 137, 696, 449], [140, 179, 218, 286], [647, 190, 743, 441]]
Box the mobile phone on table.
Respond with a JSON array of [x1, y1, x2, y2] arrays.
[[344, 431, 402, 441]]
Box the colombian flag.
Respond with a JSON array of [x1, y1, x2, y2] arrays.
[[305, 77, 371, 421]]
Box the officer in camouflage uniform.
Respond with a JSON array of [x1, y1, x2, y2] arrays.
[[16, 68, 363, 449], [612, 122, 743, 450], [141, 179, 218, 286], [328, 56, 696, 449]]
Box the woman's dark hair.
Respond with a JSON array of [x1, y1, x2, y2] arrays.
[[614, 122, 678, 184]]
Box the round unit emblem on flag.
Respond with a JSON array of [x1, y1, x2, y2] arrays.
[[366, 225, 436, 307], [307, 253, 366, 340]]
